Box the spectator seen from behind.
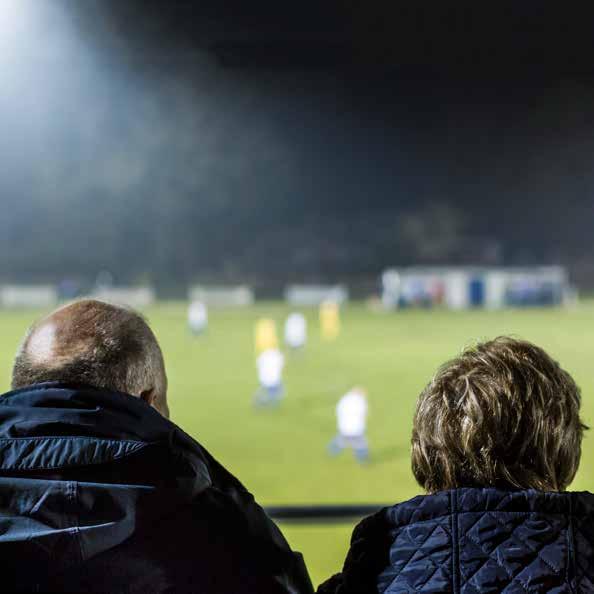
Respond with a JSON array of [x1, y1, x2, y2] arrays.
[[319, 337, 593, 593], [1, 299, 313, 593]]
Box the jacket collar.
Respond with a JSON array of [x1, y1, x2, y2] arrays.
[[0, 382, 212, 496], [384, 487, 594, 528]]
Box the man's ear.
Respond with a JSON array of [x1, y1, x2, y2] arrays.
[[140, 388, 155, 407]]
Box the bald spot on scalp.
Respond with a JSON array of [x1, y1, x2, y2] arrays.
[[25, 323, 56, 363], [22, 301, 108, 368]]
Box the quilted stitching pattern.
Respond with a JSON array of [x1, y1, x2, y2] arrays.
[[377, 489, 594, 594], [573, 493, 594, 593]]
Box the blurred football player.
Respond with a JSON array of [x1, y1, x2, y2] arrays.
[[188, 300, 208, 335], [254, 347, 285, 407], [254, 318, 278, 354], [328, 387, 369, 463], [319, 300, 341, 341], [284, 312, 307, 350]]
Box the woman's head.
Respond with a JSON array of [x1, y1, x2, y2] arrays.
[[412, 337, 587, 493]]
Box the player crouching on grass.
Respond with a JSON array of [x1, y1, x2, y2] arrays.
[[318, 337, 594, 593], [0, 299, 313, 594]]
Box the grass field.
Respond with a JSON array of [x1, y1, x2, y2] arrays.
[[0, 302, 593, 586]]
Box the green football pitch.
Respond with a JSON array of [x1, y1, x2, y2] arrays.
[[0, 302, 592, 586]]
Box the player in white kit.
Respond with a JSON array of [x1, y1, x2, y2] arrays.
[[284, 312, 307, 350], [188, 301, 208, 335], [328, 387, 369, 463], [254, 348, 285, 407]]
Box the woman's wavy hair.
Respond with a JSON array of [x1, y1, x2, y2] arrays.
[[412, 337, 587, 493]]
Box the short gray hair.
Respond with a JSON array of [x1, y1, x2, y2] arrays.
[[11, 300, 167, 413]]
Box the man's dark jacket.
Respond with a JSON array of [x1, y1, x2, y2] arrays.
[[319, 488, 594, 593], [0, 382, 314, 593]]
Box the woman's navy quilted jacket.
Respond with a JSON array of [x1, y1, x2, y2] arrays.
[[319, 488, 594, 593]]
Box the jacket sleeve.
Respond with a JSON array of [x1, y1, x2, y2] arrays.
[[209, 485, 315, 594], [183, 438, 314, 593]]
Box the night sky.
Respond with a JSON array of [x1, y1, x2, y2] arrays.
[[3, 2, 594, 287]]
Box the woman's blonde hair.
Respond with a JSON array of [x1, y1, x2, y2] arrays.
[[412, 337, 587, 493]]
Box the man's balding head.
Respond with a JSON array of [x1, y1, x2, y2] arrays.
[[12, 299, 169, 417]]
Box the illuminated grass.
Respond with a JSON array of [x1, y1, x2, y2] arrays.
[[0, 302, 592, 586]]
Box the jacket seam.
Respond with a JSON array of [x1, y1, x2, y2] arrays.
[[387, 508, 574, 530], [71, 480, 86, 563], [74, 481, 87, 562], [451, 489, 460, 594], [0, 436, 145, 444], [567, 493, 576, 592]]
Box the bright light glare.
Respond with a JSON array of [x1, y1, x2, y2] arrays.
[[0, 0, 29, 34], [0, 0, 82, 127], [0, 0, 35, 60]]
